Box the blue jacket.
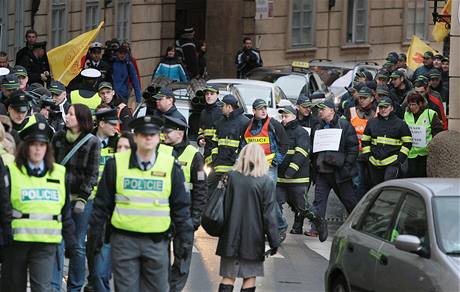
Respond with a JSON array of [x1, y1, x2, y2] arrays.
[[153, 57, 188, 82], [112, 57, 142, 102]]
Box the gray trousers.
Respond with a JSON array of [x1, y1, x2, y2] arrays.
[[1, 241, 57, 292], [111, 232, 170, 292], [170, 232, 194, 292]]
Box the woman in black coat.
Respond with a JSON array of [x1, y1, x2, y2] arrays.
[[216, 143, 280, 292]]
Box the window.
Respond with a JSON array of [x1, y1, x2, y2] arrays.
[[359, 189, 402, 239], [116, 0, 131, 41], [15, 0, 25, 53], [0, 0, 7, 52], [85, 0, 100, 31], [51, 0, 67, 47], [291, 0, 315, 48], [346, 0, 368, 44], [391, 193, 428, 244], [405, 0, 428, 41]]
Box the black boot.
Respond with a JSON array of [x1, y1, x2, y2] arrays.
[[241, 287, 256, 292], [301, 209, 328, 242], [290, 213, 304, 234], [218, 284, 234, 292]]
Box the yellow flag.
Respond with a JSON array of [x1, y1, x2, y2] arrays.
[[47, 21, 104, 86], [432, 0, 451, 42], [406, 35, 438, 71]]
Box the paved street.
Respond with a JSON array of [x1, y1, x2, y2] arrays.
[[185, 211, 332, 292]]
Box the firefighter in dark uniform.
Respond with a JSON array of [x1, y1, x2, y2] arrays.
[[362, 96, 412, 187], [86, 107, 119, 291], [276, 106, 328, 241], [68, 68, 102, 114], [208, 94, 249, 191], [0, 122, 77, 291], [89, 115, 193, 291], [197, 85, 222, 167], [162, 115, 207, 292], [296, 95, 321, 142]]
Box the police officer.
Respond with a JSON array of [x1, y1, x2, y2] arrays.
[[277, 106, 327, 241], [86, 107, 119, 292], [69, 68, 102, 113], [162, 115, 207, 292], [85, 42, 112, 84], [152, 87, 186, 122], [197, 85, 222, 166], [12, 65, 29, 91], [362, 96, 412, 187], [0, 121, 77, 291], [0, 73, 20, 111], [89, 116, 193, 291], [208, 94, 249, 190], [5, 90, 47, 135], [48, 80, 70, 132]]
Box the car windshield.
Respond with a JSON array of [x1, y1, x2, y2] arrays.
[[274, 75, 307, 100], [310, 65, 352, 86], [233, 84, 272, 107], [433, 197, 460, 255]]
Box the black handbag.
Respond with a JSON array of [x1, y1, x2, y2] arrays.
[[201, 175, 228, 237]]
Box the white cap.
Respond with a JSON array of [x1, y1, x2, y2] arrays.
[[0, 67, 10, 76], [89, 42, 103, 49], [81, 68, 101, 78]]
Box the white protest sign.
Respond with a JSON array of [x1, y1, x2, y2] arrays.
[[302, 127, 311, 136], [313, 129, 342, 153], [408, 125, 426, 147]]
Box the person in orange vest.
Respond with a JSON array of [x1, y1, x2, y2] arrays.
[[345, 86, 377, 199], [241, 98, 290, 241]]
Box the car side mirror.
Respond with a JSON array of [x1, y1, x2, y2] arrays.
[[395, 235, 422, 253], [311, 91, 325, 100], [277, 99, 292, 108]]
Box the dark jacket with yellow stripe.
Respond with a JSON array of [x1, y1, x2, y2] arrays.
[[198, 102, 223, 164], [362, 112, 412, 167], [211, 107, 249, 173], [277, 120, 310, 186]]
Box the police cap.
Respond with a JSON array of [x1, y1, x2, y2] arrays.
[[12, 65, 28, 77], [163, 115, 189, 131], [81, 68, 101, 78], [2, 74, 19, 90], [217, 94, 238, 106], [129, 115, 163, 135], [49, 80, 66, 95], [95, 108, 118, 124], [19, 121, 53, 143], [5, 90, 30, 112]]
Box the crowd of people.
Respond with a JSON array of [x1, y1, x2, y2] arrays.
[[0, 27, 451, 292]]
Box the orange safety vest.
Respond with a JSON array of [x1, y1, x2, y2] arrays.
[[244, 117, 275, 163], [350, 107, 377, 151], [115, 103, 127, 133]]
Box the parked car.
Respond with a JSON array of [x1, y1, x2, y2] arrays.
[[207, 78, 292, 120], [309, 59, 380, 105], [245, 62, 333, 104], [325, 178, 460, 292]]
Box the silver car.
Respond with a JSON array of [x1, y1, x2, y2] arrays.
[[325, 178, 460, 292]]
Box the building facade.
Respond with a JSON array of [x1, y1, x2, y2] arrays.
[[0, 0, 446, 88]]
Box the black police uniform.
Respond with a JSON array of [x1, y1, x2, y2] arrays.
[[162, 116, 207, 292]]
